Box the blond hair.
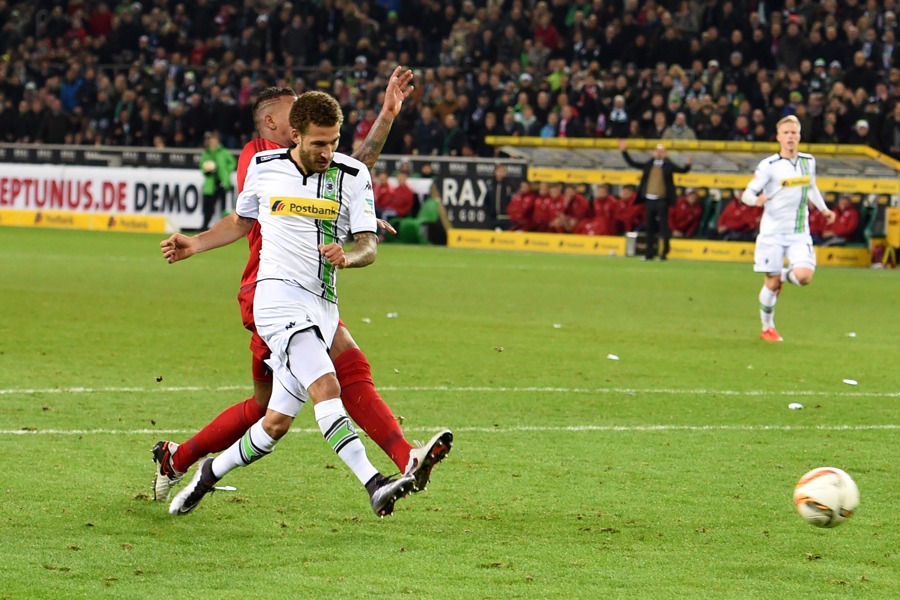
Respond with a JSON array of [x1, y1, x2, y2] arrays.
[[776, 115, 801, 131]]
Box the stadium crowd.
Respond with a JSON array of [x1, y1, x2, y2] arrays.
[[0, 0, 898, 161]]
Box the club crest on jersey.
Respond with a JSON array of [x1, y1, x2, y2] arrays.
[[270, 196, 338, 219], [781, 176, 812, 187]]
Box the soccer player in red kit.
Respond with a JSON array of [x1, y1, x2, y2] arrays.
[[154, 67, 452, 502]]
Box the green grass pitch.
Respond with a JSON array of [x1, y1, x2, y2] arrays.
[[0, 226, 897, 599]]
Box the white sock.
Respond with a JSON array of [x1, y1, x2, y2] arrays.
[[211, 418, 278, 479], [759, 284, 777, 330], [315, 398, 379, 486], [782, 268, 801, 286]]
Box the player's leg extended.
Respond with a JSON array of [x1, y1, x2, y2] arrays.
[[152, 344, 271, 501], [754, 236, 784, 341], [168, 351, 304, 515], [331, 325, 413, 470], [332, 325, 452, 491]]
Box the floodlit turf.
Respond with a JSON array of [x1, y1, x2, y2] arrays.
[[1, 226, 898, 599]]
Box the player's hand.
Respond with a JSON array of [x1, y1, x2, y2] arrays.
[[754, 194, 768, 207], [319, 242, 348, 268], [160, 233, 199, 264], [381, 66, 414, 119], [377, 218, 397, 235], [823, 208, 836, 225]]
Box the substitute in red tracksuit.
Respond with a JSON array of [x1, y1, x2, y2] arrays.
[[507, 181, 538, 231], [715, 194, 761, 241], [670, 189, 704, 238], [819, 195, 860, 246], [574, 183, 619, 236]]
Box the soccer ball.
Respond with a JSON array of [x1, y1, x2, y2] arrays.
[[203, 160, 216, 173], [793, 467, 859, 527]]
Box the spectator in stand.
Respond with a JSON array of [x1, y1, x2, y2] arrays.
[[441, 113, 465, 156], [412, 105, 443, 156], [818, 194, 861, 246], [880, 101, 900, 160], [662, 112, 697, 140], [847, 119, 876, 147], [507, 181, 538, 232], [713, 191, 762, 242], [670, 188, 704, 238]]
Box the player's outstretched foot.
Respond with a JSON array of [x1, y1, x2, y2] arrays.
[[369, 473, 416, 518], [405, 429, 453, 492], [169, 458, 217, 515], [151, 440, 184, 502], [761, 328, 784, 342]]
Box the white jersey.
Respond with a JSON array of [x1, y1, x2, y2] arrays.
[[744, 152, 825, 236], [236, 148, 376, 303]]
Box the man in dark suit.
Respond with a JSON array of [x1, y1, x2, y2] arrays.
[[618, 139, 692, 260]]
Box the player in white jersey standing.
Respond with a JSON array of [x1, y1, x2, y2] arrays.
[[740, 115, 835, 342], [169, 91, 416, 517]]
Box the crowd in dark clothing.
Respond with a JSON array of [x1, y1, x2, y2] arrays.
[[0, 0, 898, 161]]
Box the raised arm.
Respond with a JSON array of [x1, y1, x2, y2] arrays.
[[352, 66, 414, 169], [160, 213, 254, 263]]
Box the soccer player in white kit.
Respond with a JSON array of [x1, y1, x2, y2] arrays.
[[741, 115, 835, 342], [169, 91, 417, 517]]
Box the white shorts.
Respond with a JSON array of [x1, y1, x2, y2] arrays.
[[754, 233, 816, 274], [254, 279, 339, 417]]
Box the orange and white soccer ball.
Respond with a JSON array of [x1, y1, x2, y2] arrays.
[[793, 467, 860, 527]]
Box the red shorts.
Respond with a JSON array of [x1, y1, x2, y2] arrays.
[[238, 283, 345, 383]]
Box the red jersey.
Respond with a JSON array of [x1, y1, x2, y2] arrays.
[[383, 183, 415, 217], [237, 137, 283, 289]]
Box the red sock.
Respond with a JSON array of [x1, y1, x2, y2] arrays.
[[334, 347, 412, 471], [173, 397, 267, 473]]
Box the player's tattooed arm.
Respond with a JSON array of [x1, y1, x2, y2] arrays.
[[318, 232, 378, 269], [343, 232, 378, 268], [351, 67, 414, 169]]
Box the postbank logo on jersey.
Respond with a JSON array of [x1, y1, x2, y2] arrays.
[[270, 197, 338, 219], [780, 176, 812, 187]]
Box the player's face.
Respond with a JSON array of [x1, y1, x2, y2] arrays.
[[776, 123, 801, 154], [293, 123, 341, 173]]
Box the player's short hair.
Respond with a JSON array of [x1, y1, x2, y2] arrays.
[[776, 115, 801, 131], [289, 91, 344, 135], [251, 87, 298, 127]]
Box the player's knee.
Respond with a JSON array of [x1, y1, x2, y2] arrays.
[[262, 410, 292, 439], [330, 326, 358, 357], [308, 373, 341, 403], [794, 269, 814, 285]]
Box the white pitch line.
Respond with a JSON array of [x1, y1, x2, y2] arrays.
[[0, 384, 898, 398], [1, 424, 898, 436]]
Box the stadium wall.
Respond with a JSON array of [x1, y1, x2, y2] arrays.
[[447, 228, 871, 267]]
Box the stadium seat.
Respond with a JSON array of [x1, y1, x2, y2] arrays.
[[396, 198, 442, 244]]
